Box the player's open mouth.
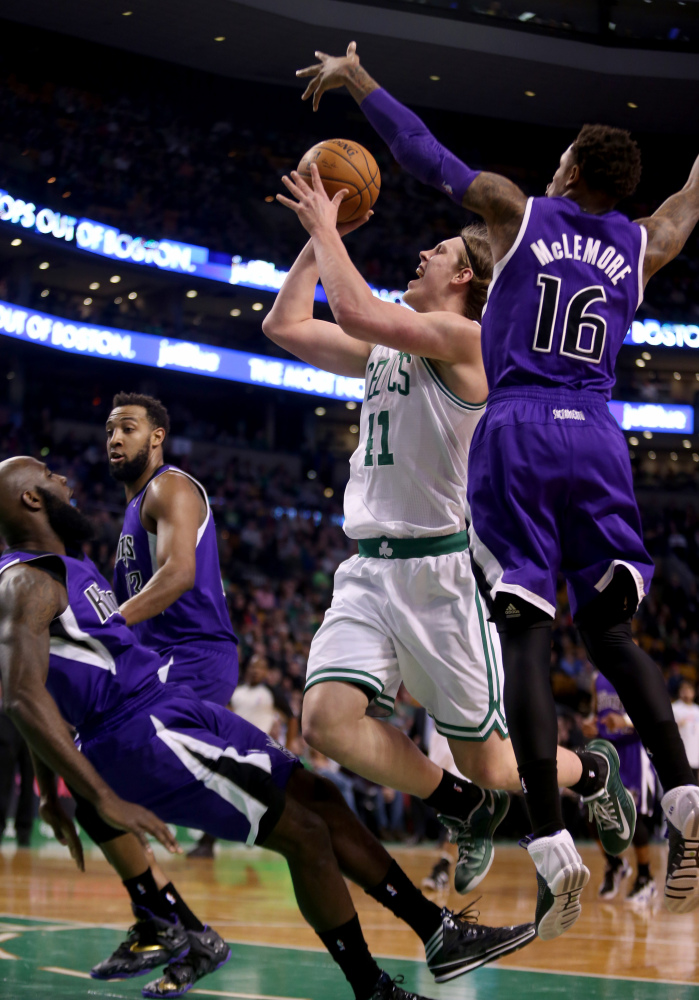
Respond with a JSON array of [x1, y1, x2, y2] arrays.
[[110, 455, 125, 464]]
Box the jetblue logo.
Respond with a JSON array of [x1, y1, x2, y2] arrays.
[[84, 583, 120, 624]]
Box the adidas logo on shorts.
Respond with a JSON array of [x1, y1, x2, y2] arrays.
[[505, 603, 521, 618]]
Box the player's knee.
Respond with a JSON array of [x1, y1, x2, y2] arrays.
[[577, 620, 634, 669], [274, 803, 333, 863], [300, 699, 335, 754], [450, 748, 507, 790], [301, 687, 358, 754]]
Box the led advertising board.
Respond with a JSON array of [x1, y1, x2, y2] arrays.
[[0, 299, 694, 433], [0, 300, 365, 402], [0, 188, 405, 305]]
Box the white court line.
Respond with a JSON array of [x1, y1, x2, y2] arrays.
[[191, 989, 310, 999], [502, 964, 699, 989], [0, 933, 20, 961], [38, 965, 308, 999], [39, 966, 92, 979], [10, 913, 699, 990]]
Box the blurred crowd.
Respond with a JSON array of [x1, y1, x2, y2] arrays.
[[3, 398, 699, 850], [1, 42, 698, 326]]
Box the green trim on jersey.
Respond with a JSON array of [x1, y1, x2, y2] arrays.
[[357, 530, 469, 559], [433, 707, 509, 742], [420, 357, 488, 411], [373, 693, 396, 713], [304, 667, 384, 697]]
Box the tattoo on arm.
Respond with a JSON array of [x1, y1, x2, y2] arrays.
[[344, 64, 380, 105], [463, 172, 528, 262], [638, 152, 699, 284]]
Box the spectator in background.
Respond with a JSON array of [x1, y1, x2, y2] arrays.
[[673, 679, 699, 781]]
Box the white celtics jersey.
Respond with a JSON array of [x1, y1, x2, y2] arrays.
[[344, 345, 486, 539]]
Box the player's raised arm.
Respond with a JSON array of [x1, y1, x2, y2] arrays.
[[296, 43, 528, 263], [0, 563, 180, 854], [636, 151, 699, 286], [262, 228, 373, 378], [277, 165, 484, 367]]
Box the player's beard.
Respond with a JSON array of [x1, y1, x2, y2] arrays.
[[109, 443, 150, 483], [35, 487, 94, 547]]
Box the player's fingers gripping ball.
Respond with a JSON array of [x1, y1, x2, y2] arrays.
[[297, 138, 380, 223]]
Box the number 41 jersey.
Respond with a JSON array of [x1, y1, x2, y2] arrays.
[[481, 196, 647, 397]]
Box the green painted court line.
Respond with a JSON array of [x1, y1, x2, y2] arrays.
[[2, 915, 698, 999]]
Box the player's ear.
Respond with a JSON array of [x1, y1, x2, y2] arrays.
[[21, 488, 42, 512], [151, 427, 166, 449], [452, 267, 473, 286], [566, 162, 581, 189]]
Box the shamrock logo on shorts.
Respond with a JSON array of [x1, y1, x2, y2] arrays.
[[378, 540, 393, 558]]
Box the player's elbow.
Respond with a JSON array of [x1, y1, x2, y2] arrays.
[[261, 312, 282, 341], [333, 304, 375, 342], [4, 687, 35, 726]]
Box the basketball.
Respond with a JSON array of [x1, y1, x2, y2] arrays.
[[297, 138, 381, 223]]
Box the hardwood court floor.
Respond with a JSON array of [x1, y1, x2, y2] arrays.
[[1, 842, 698, 999]]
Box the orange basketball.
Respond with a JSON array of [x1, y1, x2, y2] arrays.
[[297, 138, 381, 223]]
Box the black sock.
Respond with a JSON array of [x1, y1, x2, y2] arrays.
[[317, 914, 382, 1000], [160, 882, 204, 932], [366, 860, 442, 945], [423, 769, 483, 817], [637, 862, 651, 880], [518, 758, 564, 838], [605, 853, 622, 871], [571, 750, 608, 797], [123, 869, 171, 919]]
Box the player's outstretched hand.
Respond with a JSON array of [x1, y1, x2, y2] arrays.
[[96, 790, 182, 854], [277, 163, 347, 234], [296, 41, 360, 111], [40, 795, 85, 871]]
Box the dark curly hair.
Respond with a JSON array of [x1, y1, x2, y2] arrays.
[[571, 124, 642, 201], [112, 391, 170, 435]]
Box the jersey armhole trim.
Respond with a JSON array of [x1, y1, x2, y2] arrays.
[[141, 466, 210, 547], [420, 357, 487, 410], [637, 224, 648, 310], [486, 196, 534, 304]]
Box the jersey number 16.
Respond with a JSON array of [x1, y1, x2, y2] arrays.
[[532, 274, 607, 365]]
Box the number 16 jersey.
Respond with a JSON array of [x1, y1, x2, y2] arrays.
[[481, 196, 647, 397]]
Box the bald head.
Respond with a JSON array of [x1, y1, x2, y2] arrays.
[[0, 457, 92, 551], [0, 457, 47, 539]]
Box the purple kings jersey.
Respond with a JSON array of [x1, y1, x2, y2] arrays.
[[595, 673, 638, 747], [0, 549, 164, 733], [481, 197, 647, 397], [113, 465, 236, 657]]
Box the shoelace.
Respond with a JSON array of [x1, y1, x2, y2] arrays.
[[450, 899, 482, 928], [443, 817, 478, 855], [384, 974, 418, 999], [588, 794, 621, 832], [670, 836, 699, 874]]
